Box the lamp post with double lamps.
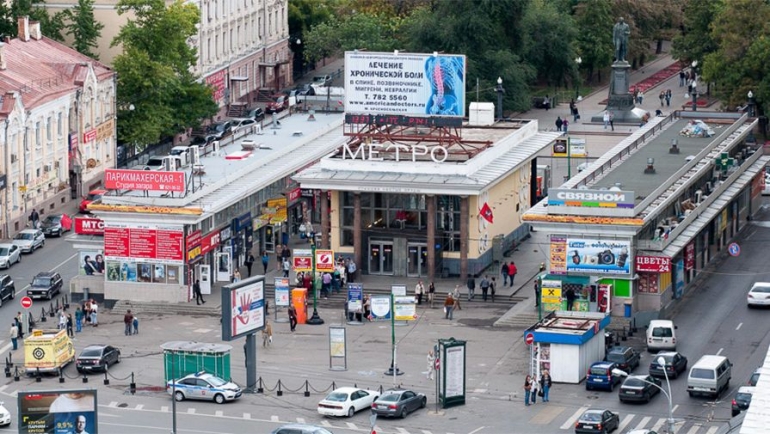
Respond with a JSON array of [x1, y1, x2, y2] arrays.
[[690, 60, 698, 111], [748, 90, 756, 117], [496, 77, 505, 121], [613, 356, 675, 434], [574, 56, 582, 100]]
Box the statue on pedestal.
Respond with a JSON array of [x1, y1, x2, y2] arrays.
[[613, 17, 630, 63]]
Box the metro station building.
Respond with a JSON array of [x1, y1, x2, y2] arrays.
[[523, 112, 766, 321]]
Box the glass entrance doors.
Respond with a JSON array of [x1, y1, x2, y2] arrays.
[[407, 243, 428, 277], [369, 240, 394, 275]]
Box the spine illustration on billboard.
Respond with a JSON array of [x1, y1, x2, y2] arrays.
[[425, 56, 463, 116]]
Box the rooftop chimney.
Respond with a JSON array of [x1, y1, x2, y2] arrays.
[[0, 42, 6, 70], [29, 21, 41, 40], [17, 16, 29, 42]]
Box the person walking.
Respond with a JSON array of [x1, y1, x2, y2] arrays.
[[609, 111, 615, 132], [124, 310, 133, 336], [444, 293, 455, 320], [262, 320, 273, 347], [530, 376, 540, 404], [524, 375, 532, 406], [543, 95, 550, 111], [659, 90, 665, 107], [466, 274, 475, 301], [573, 105, 580, 122], [508, 261, 518, 287], [233, 269, 242, 282], [282, 258, 290, 278], [679, 70, 685, 87], [15, 312, 24, 339], [501, 262, 509, 286], [452, 285, 462, 311], [193, 279, 205, 304], [132, 315, 139, 335], [426, 349, 435, 380], [9, 323, 18, 350], [66, 314, 74, 337], [565, 287, 576, 311], [415, 280, 425, 305], [534, 280, 540, 307], [75, 307, 83, 333], [29, 208, 39, 229], [602, 110, 610, 129], [665, 89, 672, 107], [562, 118, 569, 134], [261, 251, 269, 274], [245, 253, 255, 277], [58, 309, 67, 330], [490, 277, 497, 302], [541, 370, 552, 402], [480, 275, 490, 302], [637, 90, 644, 104], [555, 116, 563, 132], [347, 259, 357, 283], [288, 305, 297, 332], [428, 281, 436, 308]]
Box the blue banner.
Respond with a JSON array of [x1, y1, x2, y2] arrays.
[[347, 283, 363, 316]]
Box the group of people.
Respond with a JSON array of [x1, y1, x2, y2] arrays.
[[413, 280, 436, 307], [499, 262, 518, 287], [554, 116, 570, 134], [9, 312, 28, 351], [658, 89, 673, 107], [602, 110, 616, 131], [123, 309, 139, 335], [523, 370, 553, 405]]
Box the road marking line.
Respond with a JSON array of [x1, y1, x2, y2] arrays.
[[215, 411, 223, 417], [242, 413, 250, 419], [635, 416, 651, 429], [108, 401, 118, 408], [561, 406, 589, 430], [467, 428, 485, 434], [686, 424, 701, 434], [296, 417, 305, 424], [651, 418, 665, 432], [395, 428, 411, 434], [421, 430, 433, 434], [736, 323, 743, 330], [346, 422, 358, 429], [161, 406, 169, 412], [529, 405, 565, 424], [271, 415, 280, 422], [472, 389, 487, 393], [705, 426, 719, 434], [672, 405, 679, 413], [135, 405, 144, 410], [320, 420, 333, 427], [14, 252, 78, 297], [0, 385, 8, 393], [716, 348, 723, 356], [618, 414, 634, 432], [187, 408, 196, 414]]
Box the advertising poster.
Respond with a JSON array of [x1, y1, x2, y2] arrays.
[[369, 295, 391, 321], [103, 224, 184, 263], [230, 280, 265, 337], [79, 250, 104, 276], [329, 327, 346, 358], [549, 237, 567, 274], [166, 265, 180, 285], [216, 250, 232, 282], [344, 51, 467, 117], [18, 389, 98, 434], [556, 238, 632, 275], [274, 277, 290, 307], [674, 259, 685, 299], [104, 169, 186, 193], [444, 346, 465, 398], [105, 260, 137, 282], [346, 283, 363, 320], [540, 279, 563, 313], [394, 296, 417, 321]]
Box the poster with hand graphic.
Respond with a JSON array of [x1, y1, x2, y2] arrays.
[[226, 279, 265, 339]]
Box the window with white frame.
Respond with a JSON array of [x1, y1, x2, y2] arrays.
[[57, 112, 62, 136], [46, 117, 51, 141], [35, 121, 41, 148]]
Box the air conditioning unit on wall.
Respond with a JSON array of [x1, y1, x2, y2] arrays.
[[44, 163, 52, 172]]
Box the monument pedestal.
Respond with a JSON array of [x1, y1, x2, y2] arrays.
[[591, 61, 646, 124]]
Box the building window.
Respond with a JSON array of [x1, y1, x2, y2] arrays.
[[339, 192, 437, 247], [268, 15, 271, 35], [46, 117, 52, 141], [57, 112, 63, 136], [35, 121, 41, 148]]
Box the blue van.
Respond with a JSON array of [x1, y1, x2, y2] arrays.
[[586, 361, 622, 391]]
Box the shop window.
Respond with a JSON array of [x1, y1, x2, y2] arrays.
[[342, 208, 354, 226], [341, 229, 354, 246], [638, 273, 659, 294]]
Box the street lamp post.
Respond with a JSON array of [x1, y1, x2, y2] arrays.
[[574, 56, 582, 100], [613, 358, 675, 434], [691, 60, 698, 112], [306, 237, 324, 325], [748, 90, 756, 117], [496, 77, 504, 121]]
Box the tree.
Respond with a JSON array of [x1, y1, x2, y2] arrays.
[[62, 0, 104, 59], [573, 0, 614, 83], [303, 13, 400, 63], [520, 0, 579, 88], [112, 0, 217, 148], [672, 0, 722, 65], [9, 0, 65, 41]]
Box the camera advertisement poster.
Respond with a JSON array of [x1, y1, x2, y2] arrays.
[[18, 389, 98, 434], [557, 238, 632, 275]]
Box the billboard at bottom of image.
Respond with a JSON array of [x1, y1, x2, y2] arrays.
[[18, 389, 98, 434], [105, 259, 181, 285]]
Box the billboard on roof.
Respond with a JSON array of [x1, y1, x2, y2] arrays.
[[344, 51, 466, 117]]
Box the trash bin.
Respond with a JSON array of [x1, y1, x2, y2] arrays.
[[624, 301, 632, 318]]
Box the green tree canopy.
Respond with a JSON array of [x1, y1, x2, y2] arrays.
[[62, 0, 104, 59], [521, 0, 579, 88]]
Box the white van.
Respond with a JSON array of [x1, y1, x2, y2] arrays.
[[687, 355, 732, 398], [646, 320, 677, 351]]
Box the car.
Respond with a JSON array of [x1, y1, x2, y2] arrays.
[[166, 371, 242, 404], [371, 389, 427, 418], [79, 189, 107, 213], [270, 424, 334, 434], [574, 409, 619, 434], [0, 243, 20, 268], [246, 106, 265, 121], [749, 368, 760, 386], [0, 401, 9, 426], [27, 271, 62, 300], [618, 374, 661, 403], [747, 282, 770, 307], [41, 214, 71, 237], [292, 83, 315, 96], [191, 134, 217, 148], [606, 346, 640, 373], [649, 351, 688, 379], [231, 118, 258, 133], [317, 387, 379, 417], [266, 95, 288, 114], [208, 121, 233, 139], [143, 156, 166, 170], [732, 386, 754, 417], [76, 344, 121, 373], [0, 275, 15, 307], [313, 75, 332, 87], [12, 229, 45, 253], [586, 362, 623, 391]]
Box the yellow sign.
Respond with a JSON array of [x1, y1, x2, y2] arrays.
[[540, 280, 562, 306], [720, 208, 728, 232], [523, 213, 644, 226], [18, 185, 27, 193], [267, 198, 287, 209], [96, 118, 115, 142], [88, 203, 203, 215]]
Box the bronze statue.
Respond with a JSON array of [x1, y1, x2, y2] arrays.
[[613, 17, 630, 62]]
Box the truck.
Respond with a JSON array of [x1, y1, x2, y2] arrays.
[[24, 329, 75, 374]]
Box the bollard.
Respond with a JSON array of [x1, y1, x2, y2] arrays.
[[277, 380, 283, 397], [632, 318, 638, 333], [36, 368, 41, 383], [63, 294, 69, 310], [40, 307, 47, 322], [304, 380, 310, 397], [354, 383, 357, 388], [130, 373, 136, 395], [59, 368, 65, 383], [82, 374, 88, 383], [103, 371, 109, 386], [49, 303, 55, 317], [628, 323, 634, 338], [331, 381, 336, 391], [621, 326, 628, 341], [13, 367, 19, 382], [379, 385, 383, 394], [4, 366, 9, 378], [257, 377, 264, 394]]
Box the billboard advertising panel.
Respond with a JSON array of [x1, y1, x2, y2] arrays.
[[550, 238, 632, 275], [104, 224, 184, 263], [74, 217, 104, 236], [104, 169, 186, 192], [345, 51, 466, 117], [221, 277, 266, 341], [18, 389, 98, 434]]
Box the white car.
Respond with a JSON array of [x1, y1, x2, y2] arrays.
[[747, 282, 770, 307], [0, 243, 20, 268], [166, 371, 242, 404], [0, 401, 9, 426], [317, 387, 379, 417], [12, 229, 44, 253]]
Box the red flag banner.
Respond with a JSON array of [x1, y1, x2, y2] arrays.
[[60, 213, 72, 230], [479, 202, 494, 224]]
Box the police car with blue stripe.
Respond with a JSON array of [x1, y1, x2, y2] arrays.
[[167, 371, 242, 404]]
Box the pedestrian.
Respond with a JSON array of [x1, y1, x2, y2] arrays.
[[124, 310, 133, 336], [508, 261, 518, 286], [281, 244, 292, 266], [363, 294, 371, 321], [665, 89, 672, 107], [543, 95, 550, 111], [66, 314, 73, 337], [58, 309, 67, 330], [275, 245, 284, 272], [444, 293, 455, 320], [261, 251, 269, 274], [555, 116, 563, 132], [659, 90, 665, 107], [427, 349, 435, 380], [562, 118, 569, 134], [428, 281, 436, 308], [480, 275, 490, 302], [524, 375, 532, 406], [282, 258, 290, 278], [452, 285, 462, 311], [569, 98, 575, 114], [332, 267, 341, 293], [534, 280, 540, 307], [531, 376, 540, 404], [573, 105, 580, 123], [501, 261, 509, 286], [638, 90, 644, 104], [245, 252, 255, 277], [466, 274, 475, 301], [75, 307, 83, 333], [262, 320, 273, 347], [541, 370, 552, 402], [288, 305, 297, 332], [28, 208, 39, 229], [15, 312, 23, 339], [9, 323, 18, 351], [566, 287, 576, 311], [415, 280, 425, 305], [322, 272, 331, 298], [347, 259, 357, 283], [490, 277, 497, 302], [233, 269, 242, 283], [303, 272, 311, 290], [633, 87, 639, 103], [603, 110, 610, 129], [609, 111, 615, 131], [193, 279, 205, 304], [679, 70, 685, 87], [132, 315, 139, 335]]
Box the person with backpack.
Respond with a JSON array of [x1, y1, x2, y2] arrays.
[[507, 262, 518, 286]]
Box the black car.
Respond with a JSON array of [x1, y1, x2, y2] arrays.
[[41, 214, 70, 237], [732, 386, 754, 417], [27, 271, 62, 300], [246, 107, 265, 121], [749, 368, 760, 386], [371, 389, 427, 418], [606, 346, 640, 373], [649, 351, 688, 379], [0, 275, 14, 307], [76, 344, 121, 373], [574, 409, 619, 434], [208, 121, 232, 140], [618, 374, 661, 403]]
